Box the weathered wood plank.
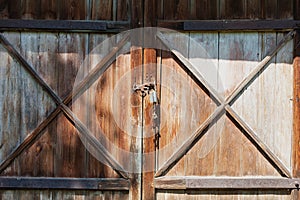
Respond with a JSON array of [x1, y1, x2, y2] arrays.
[[130, 0, 143, 27], [0, 32, 21, 176], [90, 0, 113, 20], [59, 0, 86, 20], [157, 32, 220, 177], [295, 0, 300, 20], [128, 44, 143, 200], [61, 104, 129, 179], [0, 19, 132, 33], [18, 33, 57, 176], [85, 33, 119, 179], [219, 0, 245, 19], [117, 0, 128, 21], [22, 0, 41, 19], [182, 20, 300, 31], [7, 0, 21, 19], [40, 0, 58, 19], [0, 177, 130, 190], [192, 0, 218, 20], [185, 32, 219, 176], [0, 108, 60, 175], [142, 47, 156, 200], [144, 0, 156, 26], [225, 105, 291, 177], [261, 0, 277, 19], [68, 33, 129, 104], [293, 30, 300, 178], [225, 30, 295, 105], [273, 33, 293, 170], [0, 33, 61, 104], [156, 32, 223, 105], [0, 19, 104, 31], [245, 0, 260, 19], [155, 105, 225, 177], [154, 177, 300, 190], [277, 0, 293, 19], [163, 0, 188, 20]]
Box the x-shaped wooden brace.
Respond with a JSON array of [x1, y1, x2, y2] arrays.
[[155, 30, 295, 178], [0, 33, 131, 179]]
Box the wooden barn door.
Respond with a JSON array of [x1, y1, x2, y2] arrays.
[[152, 31, 297, 199], [0, 1, 298, 200]]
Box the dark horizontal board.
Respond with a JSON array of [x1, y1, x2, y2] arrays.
[[158, 20, 300, 31], [0, 177, 130, 190], [0, 19, 130, 32], [154, 177, 300, 190]]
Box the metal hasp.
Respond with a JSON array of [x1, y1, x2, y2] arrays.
[[132, 81, 156, 98], [133, 81, 161, 149]]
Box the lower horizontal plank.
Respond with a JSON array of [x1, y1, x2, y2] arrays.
[[154, 176, 300, 190], [0, 177, 130, 190]]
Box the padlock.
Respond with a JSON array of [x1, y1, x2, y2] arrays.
[[149, 90, 157, 103]]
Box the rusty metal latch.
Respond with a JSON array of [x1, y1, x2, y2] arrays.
[[133, 81, 160, 150], [132, 81, 156, 99]]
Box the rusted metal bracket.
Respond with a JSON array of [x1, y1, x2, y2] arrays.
[[132, 82, 156, 97]]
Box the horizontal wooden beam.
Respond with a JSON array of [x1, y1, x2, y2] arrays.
[[0, 19, 129, 32], [0, 177, 130, 190], [154, 177, 300, 190], [158, 20, 300, 31]]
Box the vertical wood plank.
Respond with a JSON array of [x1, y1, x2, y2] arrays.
[[163, 0, 189, 20], [156, 0, 164, 20], [54, 33, 88, 177], [245, 0, 261, 19], [7, 0, 21, 18], [194, 0, 218, 20], [295, 0, 300, 20], [117, 0, 128, 21], [130, 0, 143, 27], [16, 33, 57, 177], [90, 0, 113, 20], [273, 33, 293, 170], [277, 0, 293, 19], [142, 47, 156, 200], [22, 0, 41, 19], [220, 0, 245, 19], [261, 0, 277, 19], [54, 114, 87, 177], [144, 0, 156, 26], [59, 0, 86, 20], [0, 0, 8, 19], [86, 33, 121, 179], [129, 44, 143, 200], [40, 0, 58, 19], [293, 29, 300, 180], [0, 32, 21, 176]]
